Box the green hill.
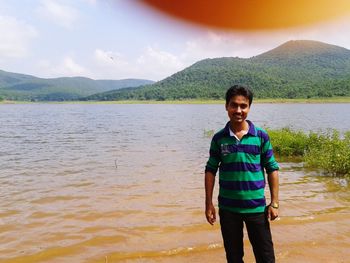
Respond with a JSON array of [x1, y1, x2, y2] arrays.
[[86, 40, 350, 101], [0, 70, 154, 101]]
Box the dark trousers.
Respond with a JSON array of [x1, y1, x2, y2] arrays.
[[219, 209, 275, 263]]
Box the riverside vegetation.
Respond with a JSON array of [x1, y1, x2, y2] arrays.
[[268, 128, 350, 176]]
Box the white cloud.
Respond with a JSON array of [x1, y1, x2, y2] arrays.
[[136, 47, 184, 75], [37, 0, 80, 29], [0, 16, 37, 58], [91, 47, 184, 80], [178, 31, 278, 65], [61, 57, 86, 75], [93, 48, 135, 79], [90, 39, 280, 80], [38, 56, 88, 77], [94, 49, 125, 66]]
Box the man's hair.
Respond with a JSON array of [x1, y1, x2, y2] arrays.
[[225, 84, 253, 106]]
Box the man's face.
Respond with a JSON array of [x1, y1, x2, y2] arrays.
[[225, 95, 250, 124]]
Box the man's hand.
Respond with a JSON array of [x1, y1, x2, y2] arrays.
[[205, 203, 216, 225], [205, 171, 216, 225], [267, 170, 279, 221], [267, 205, 279, 221]]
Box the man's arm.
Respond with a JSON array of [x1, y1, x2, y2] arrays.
[[267, 170, 279, 220], [205, 171, 216, 225]]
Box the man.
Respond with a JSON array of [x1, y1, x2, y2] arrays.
[[205, 85, 279, 263]]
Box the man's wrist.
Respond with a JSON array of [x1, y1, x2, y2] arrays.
[[206, 200, 213, 206], [270, 202, 279, 209]]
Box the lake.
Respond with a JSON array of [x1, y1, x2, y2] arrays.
[[0, 103, 349, 262]]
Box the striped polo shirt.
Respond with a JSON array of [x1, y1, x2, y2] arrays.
[[205, 120, 279, 213]]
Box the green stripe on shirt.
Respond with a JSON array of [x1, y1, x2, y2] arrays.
[[219, 188, 265, 200]]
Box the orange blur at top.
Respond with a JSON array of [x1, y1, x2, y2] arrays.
[[140, 0, 350, 30]]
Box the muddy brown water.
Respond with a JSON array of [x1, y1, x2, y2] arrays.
[[1, 104, 349, 262]]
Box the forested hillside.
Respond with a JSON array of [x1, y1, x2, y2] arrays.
[[0, 70, 154, 101], [84, 40, 350, 101]]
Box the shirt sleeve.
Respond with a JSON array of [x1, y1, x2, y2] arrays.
[[261, 133, 279, 173], [205, 137, 221, 175]]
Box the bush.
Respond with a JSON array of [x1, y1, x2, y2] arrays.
[[304, 130, 350, 176], [268, 128, 350, 177], [268, 128, 308, 157]]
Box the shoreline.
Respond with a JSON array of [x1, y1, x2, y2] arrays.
[[1, 97, 350, 104]]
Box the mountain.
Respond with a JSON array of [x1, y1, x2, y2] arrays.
[[0, 70, 154, 101], [87, 40, 350, 101]]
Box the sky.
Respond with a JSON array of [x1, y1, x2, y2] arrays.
[[1, 0, 350, 81]]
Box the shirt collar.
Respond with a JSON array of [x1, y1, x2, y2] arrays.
[[224, 120, 257, 137]]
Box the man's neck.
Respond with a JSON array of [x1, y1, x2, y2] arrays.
[[230, 120, 249, 134]]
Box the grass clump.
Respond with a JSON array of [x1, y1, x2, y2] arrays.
[[268, 128, 350, 177], [268, 128, 308, 157], [304, 131, 350, 176]]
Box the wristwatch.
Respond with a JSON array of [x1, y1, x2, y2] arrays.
[[270, 202, 279, 209]]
